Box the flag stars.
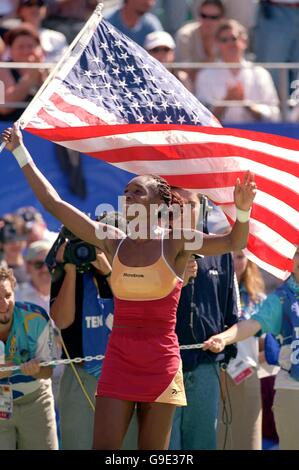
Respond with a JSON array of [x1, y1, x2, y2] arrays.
[[154, 88, 164, 97], [140, 88, 149, 97], [120, 52, 129, 61], [117, 104, 125, 113], [131, 101, 140, 110], [161, 100, 169, 111], [119, 79, 127, 88], [133, 76, 143, 85], [91, 57, 101, 65], [178, 115, 186, 124], [124, 91, 134, 100], [136, 115, 145, 123], [173, 101, 183, 109], [100, 42, 109, 51], [191, 115, 201, 125], [150, 115, 159, 124], [141, 63, 151, 71], [106, 54, 115, 64], [126, 65, 136, 74], [114, 39, 122, 48], [84, 70, 93, 78], [75, 84, 83, 92], [112, 67, 121, 77], [98, 69, 107, 78], [103, 82, 113, 91], [90, 83, 99, 91], [164, 115, 173, 124], [146, 100, 155, 110]]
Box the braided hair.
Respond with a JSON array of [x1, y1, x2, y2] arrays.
[[147, 174, 184, 208]]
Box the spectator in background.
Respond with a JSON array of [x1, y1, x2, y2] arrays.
[[175, 0, 225, 83], [105, 0, 163, 46], [43, 0, 98, 43], [0, 267, 58, 450], [254, 0, 299, 90], [195, 19, 280, 123], [144, 31, 192, 91], [16, 206, 58, 245], [17, 0, 68, 62], [169, 190, 239, 450], [224, 0, 258, 34], [50, 239, 114, 450], [152, 0, 191, 37], [15, 239, 52, 312], [0, 214, 30, 284], [0, 24, 47, 122], [205, 247, 299, 450], [217, 252, 265, 450]]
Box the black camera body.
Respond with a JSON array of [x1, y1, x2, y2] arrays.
[[45, 225, 96, 274], [0, 220, 27, 244]]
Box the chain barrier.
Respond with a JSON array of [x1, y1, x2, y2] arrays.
[[0, 344, 204, 372]]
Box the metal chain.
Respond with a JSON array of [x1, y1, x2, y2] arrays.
[[0, 344, 204, 372]]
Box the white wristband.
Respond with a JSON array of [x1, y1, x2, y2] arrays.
[[12, 144, 33, 168], [236, 208, 251, 223]]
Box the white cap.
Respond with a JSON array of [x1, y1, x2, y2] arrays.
[[144, 31, 175, 51], [0, 1, 13, 16], [25, 239, 53, 261]]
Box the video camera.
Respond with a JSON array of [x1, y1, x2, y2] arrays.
[[0, 218, 27, 244], [45, 225, 96, 274]]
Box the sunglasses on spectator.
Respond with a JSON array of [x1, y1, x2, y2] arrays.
[[218, 35, 239, 44], [29, 260, 47, 270], [149, 46, 172, 53], [200, 12, 221, 20]]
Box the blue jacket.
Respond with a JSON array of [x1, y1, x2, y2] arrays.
[[176, 254, 239, 371]]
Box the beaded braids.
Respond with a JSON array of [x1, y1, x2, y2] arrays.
[[147, 174, 184, 208]]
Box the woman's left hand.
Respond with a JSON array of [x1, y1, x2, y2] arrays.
[[234, 171, 257, 211]]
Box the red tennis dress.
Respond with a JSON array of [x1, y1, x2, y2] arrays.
[[96, 238, 186, 406]]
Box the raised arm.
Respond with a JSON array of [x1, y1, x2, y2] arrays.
[[1, 125, 119, 258], [183, 171, 256, 256]]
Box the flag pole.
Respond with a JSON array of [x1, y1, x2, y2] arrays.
[[0, 2, 104, 154]]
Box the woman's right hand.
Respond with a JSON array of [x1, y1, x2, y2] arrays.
[[1, 124, 23, 152], [203, 334, 226, 353]]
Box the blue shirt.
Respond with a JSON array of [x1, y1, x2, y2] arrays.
[[176, 254, 239, 371], [105, 8, 163, 46], [253, 275, 299, 336], [0, 302, 57, 399]]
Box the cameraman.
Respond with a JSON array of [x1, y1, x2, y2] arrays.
[[50, 234, 113, 450]]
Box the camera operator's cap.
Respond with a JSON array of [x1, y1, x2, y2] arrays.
[[25, 239, 53, 261], [16, 206, 44, 230], [144, 31, 175, 51]]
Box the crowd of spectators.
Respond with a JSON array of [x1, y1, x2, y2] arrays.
[[0, 1, 298, 124]]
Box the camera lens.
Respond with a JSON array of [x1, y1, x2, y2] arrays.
[[75, 244, 90, 261]]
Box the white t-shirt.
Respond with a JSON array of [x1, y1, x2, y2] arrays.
[[195, 60, 281, 123]]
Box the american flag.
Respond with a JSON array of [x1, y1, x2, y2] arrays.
[[19, 8, 299, 280]]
